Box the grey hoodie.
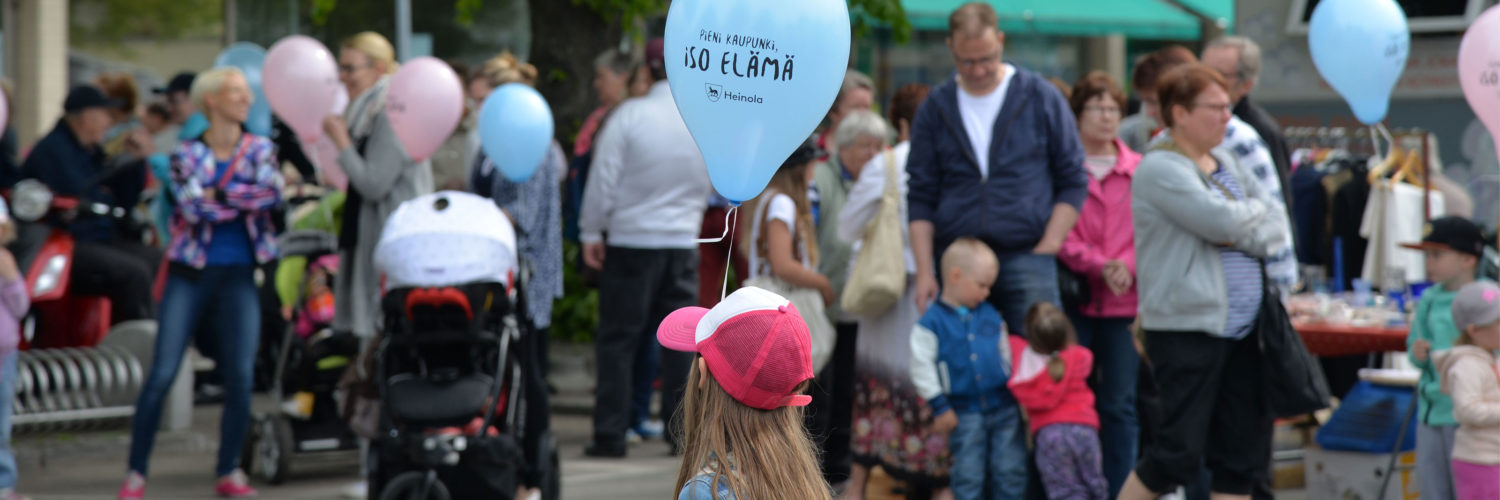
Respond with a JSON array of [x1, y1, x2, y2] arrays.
[[1131, 143, 1288, 336], [1438, 344, 1500, 465]]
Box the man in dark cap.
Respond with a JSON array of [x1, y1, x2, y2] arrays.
[[20, 85, 157, 324], [151, 72, 197, 154]]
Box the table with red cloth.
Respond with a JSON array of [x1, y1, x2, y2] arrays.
[[1295, 322, 1409, 357]]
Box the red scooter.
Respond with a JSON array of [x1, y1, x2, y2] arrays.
[[6, 178, 154, 350]]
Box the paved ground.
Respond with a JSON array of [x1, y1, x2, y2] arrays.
[[14, 395, 680, 500]]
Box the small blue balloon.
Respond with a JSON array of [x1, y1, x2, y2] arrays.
[[664, 0, 851, 203], [214, 42, 271, 135], [1308, 0, 1410, 125], [478, 84, 554, 182], [180, 112, 209, 140]]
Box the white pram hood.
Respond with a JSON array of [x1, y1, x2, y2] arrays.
[[375, 191, 518, 289]]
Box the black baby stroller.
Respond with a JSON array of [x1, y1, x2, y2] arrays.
[[367, 192, 559, 500], [242, 226, 363, 484]]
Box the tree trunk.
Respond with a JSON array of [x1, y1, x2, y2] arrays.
[[528, 0, 621, 151]]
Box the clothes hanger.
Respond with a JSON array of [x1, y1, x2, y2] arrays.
[[1367, 124, 1403, 184]]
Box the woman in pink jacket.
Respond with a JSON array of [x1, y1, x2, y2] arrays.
[[1057, 71, 1141, 499]]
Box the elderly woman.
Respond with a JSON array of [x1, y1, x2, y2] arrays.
[[1057, 71, 1143, 498], [322, 31, 433, 340], [809, 108, 887, 487], [1119, 64, 1288, 500], [120, 67, 282, 499], [471, 52, 564, 500], [834, 89, 955, 498]]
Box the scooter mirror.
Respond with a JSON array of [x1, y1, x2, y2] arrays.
[[11, 180, 52, 222]]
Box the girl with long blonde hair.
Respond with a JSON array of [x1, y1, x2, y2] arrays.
[[657, 286, 834, 500], [740, 139, 830, 304]]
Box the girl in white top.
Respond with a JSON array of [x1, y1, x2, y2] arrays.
[[742, 141, 833, 306]]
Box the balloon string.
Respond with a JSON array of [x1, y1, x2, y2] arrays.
[[721, 208, 738, 301], [694, 205, 737, 244], [1374, 123, 1395, 162]]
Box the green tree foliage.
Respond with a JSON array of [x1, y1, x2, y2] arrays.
[[70, 0, 224, 44]]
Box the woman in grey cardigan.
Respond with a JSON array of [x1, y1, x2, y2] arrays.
[[1118, 64, 1289, 500], [322, 32, 433, 340]]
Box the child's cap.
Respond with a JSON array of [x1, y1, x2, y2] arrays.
[[657, 286, 814, 410], [1400, 216, 1485, 258], [1452, 281, 1500, 331]]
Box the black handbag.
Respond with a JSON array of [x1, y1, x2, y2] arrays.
[[1257, 264, 1332, 418], [1058, 262, 1092, 311]]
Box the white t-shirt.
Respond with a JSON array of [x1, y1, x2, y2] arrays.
[[956, 64, 1016, 179], [748, 193, 810, 280]]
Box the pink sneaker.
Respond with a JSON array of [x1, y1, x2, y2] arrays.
[[117, 472, 145, 500], [215, 469, 258, 498]]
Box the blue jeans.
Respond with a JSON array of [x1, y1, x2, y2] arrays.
[[129, 266, 260, 477], [986, 253, 1061, 337], [1069, 313, 1140, 498], [0, 351, 17, 489], [949, 406, 1028, 500], [631, 334, 659, 428]]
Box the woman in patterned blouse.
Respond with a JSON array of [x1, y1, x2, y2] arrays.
[[120, 66, 282, 500]]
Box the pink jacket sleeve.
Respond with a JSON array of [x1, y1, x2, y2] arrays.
[[1059, 217, 1109, 277]]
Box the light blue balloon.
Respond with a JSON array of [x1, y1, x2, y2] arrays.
[[180, 112, 209, 140], [479, 84, 555, 182], [214, 42, 271, 135], [1308, 0, 1409, 125], [664, 0, 850, 203]]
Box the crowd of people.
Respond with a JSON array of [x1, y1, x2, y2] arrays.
[[0, 1, 1498, 499]]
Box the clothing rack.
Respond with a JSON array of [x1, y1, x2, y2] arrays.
[[1284, 126, 1435, 222]]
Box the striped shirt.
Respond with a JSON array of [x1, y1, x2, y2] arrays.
[[1209, 164, 1264, 339]]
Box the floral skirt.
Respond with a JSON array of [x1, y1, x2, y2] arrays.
[[850, 283, 950, 485]]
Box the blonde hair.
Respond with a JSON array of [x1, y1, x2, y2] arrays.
[[189, 67, 246, 116], [674, 358, 832, 500], [743, 161, 819, 268], [940, 236, 998, 279], [480, 52, 538, 88], [341, 31, 398, 74]]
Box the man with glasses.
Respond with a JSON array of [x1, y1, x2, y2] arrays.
[[907, 2, 1087, 334], [1203, 36, 1291, 212]]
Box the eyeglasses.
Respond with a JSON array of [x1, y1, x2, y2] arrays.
[[1192, 102, 1233, 115], [956, 53, 1002, 70], [338, 63, 371, 74], [1083, 105, 1121, 117]]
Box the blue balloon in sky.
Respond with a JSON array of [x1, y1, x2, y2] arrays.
[[478, 84, 554, 183], [214, 42, 271, 135], [1308, 0, 1410, 125], [664, 0, 851, 203]]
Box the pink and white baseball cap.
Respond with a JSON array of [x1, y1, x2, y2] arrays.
[[657, 286, 814, 410]]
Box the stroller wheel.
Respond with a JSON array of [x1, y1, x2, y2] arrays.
[[253, 417, 295, 484], [539, 432, 560, 500], [379, 471, 452, 500]]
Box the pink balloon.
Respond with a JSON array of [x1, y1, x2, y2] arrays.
[[385, 57, 463, 162], [264, 35, 340, 143], [0, 90, 7, 137], [302, 136, 348, 190], [1460, 5, 1500, 167], [331, 86, 349, 116]]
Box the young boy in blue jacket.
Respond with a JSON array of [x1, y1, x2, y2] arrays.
[[910, 237, 1026, 499]]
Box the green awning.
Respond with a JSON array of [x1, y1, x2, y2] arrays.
[[1172, 0, 1235, 30], [900, 0, 1211, 40]]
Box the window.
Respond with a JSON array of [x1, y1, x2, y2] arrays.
[[1286, 0, 1494, 34]]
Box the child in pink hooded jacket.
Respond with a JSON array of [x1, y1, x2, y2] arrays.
[[1009, 302, 1105, 500], [0, 197, 32, 500], [1436, 281, 1500, 499]]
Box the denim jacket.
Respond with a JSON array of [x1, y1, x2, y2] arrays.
[[909, 301, 1015, 415]]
